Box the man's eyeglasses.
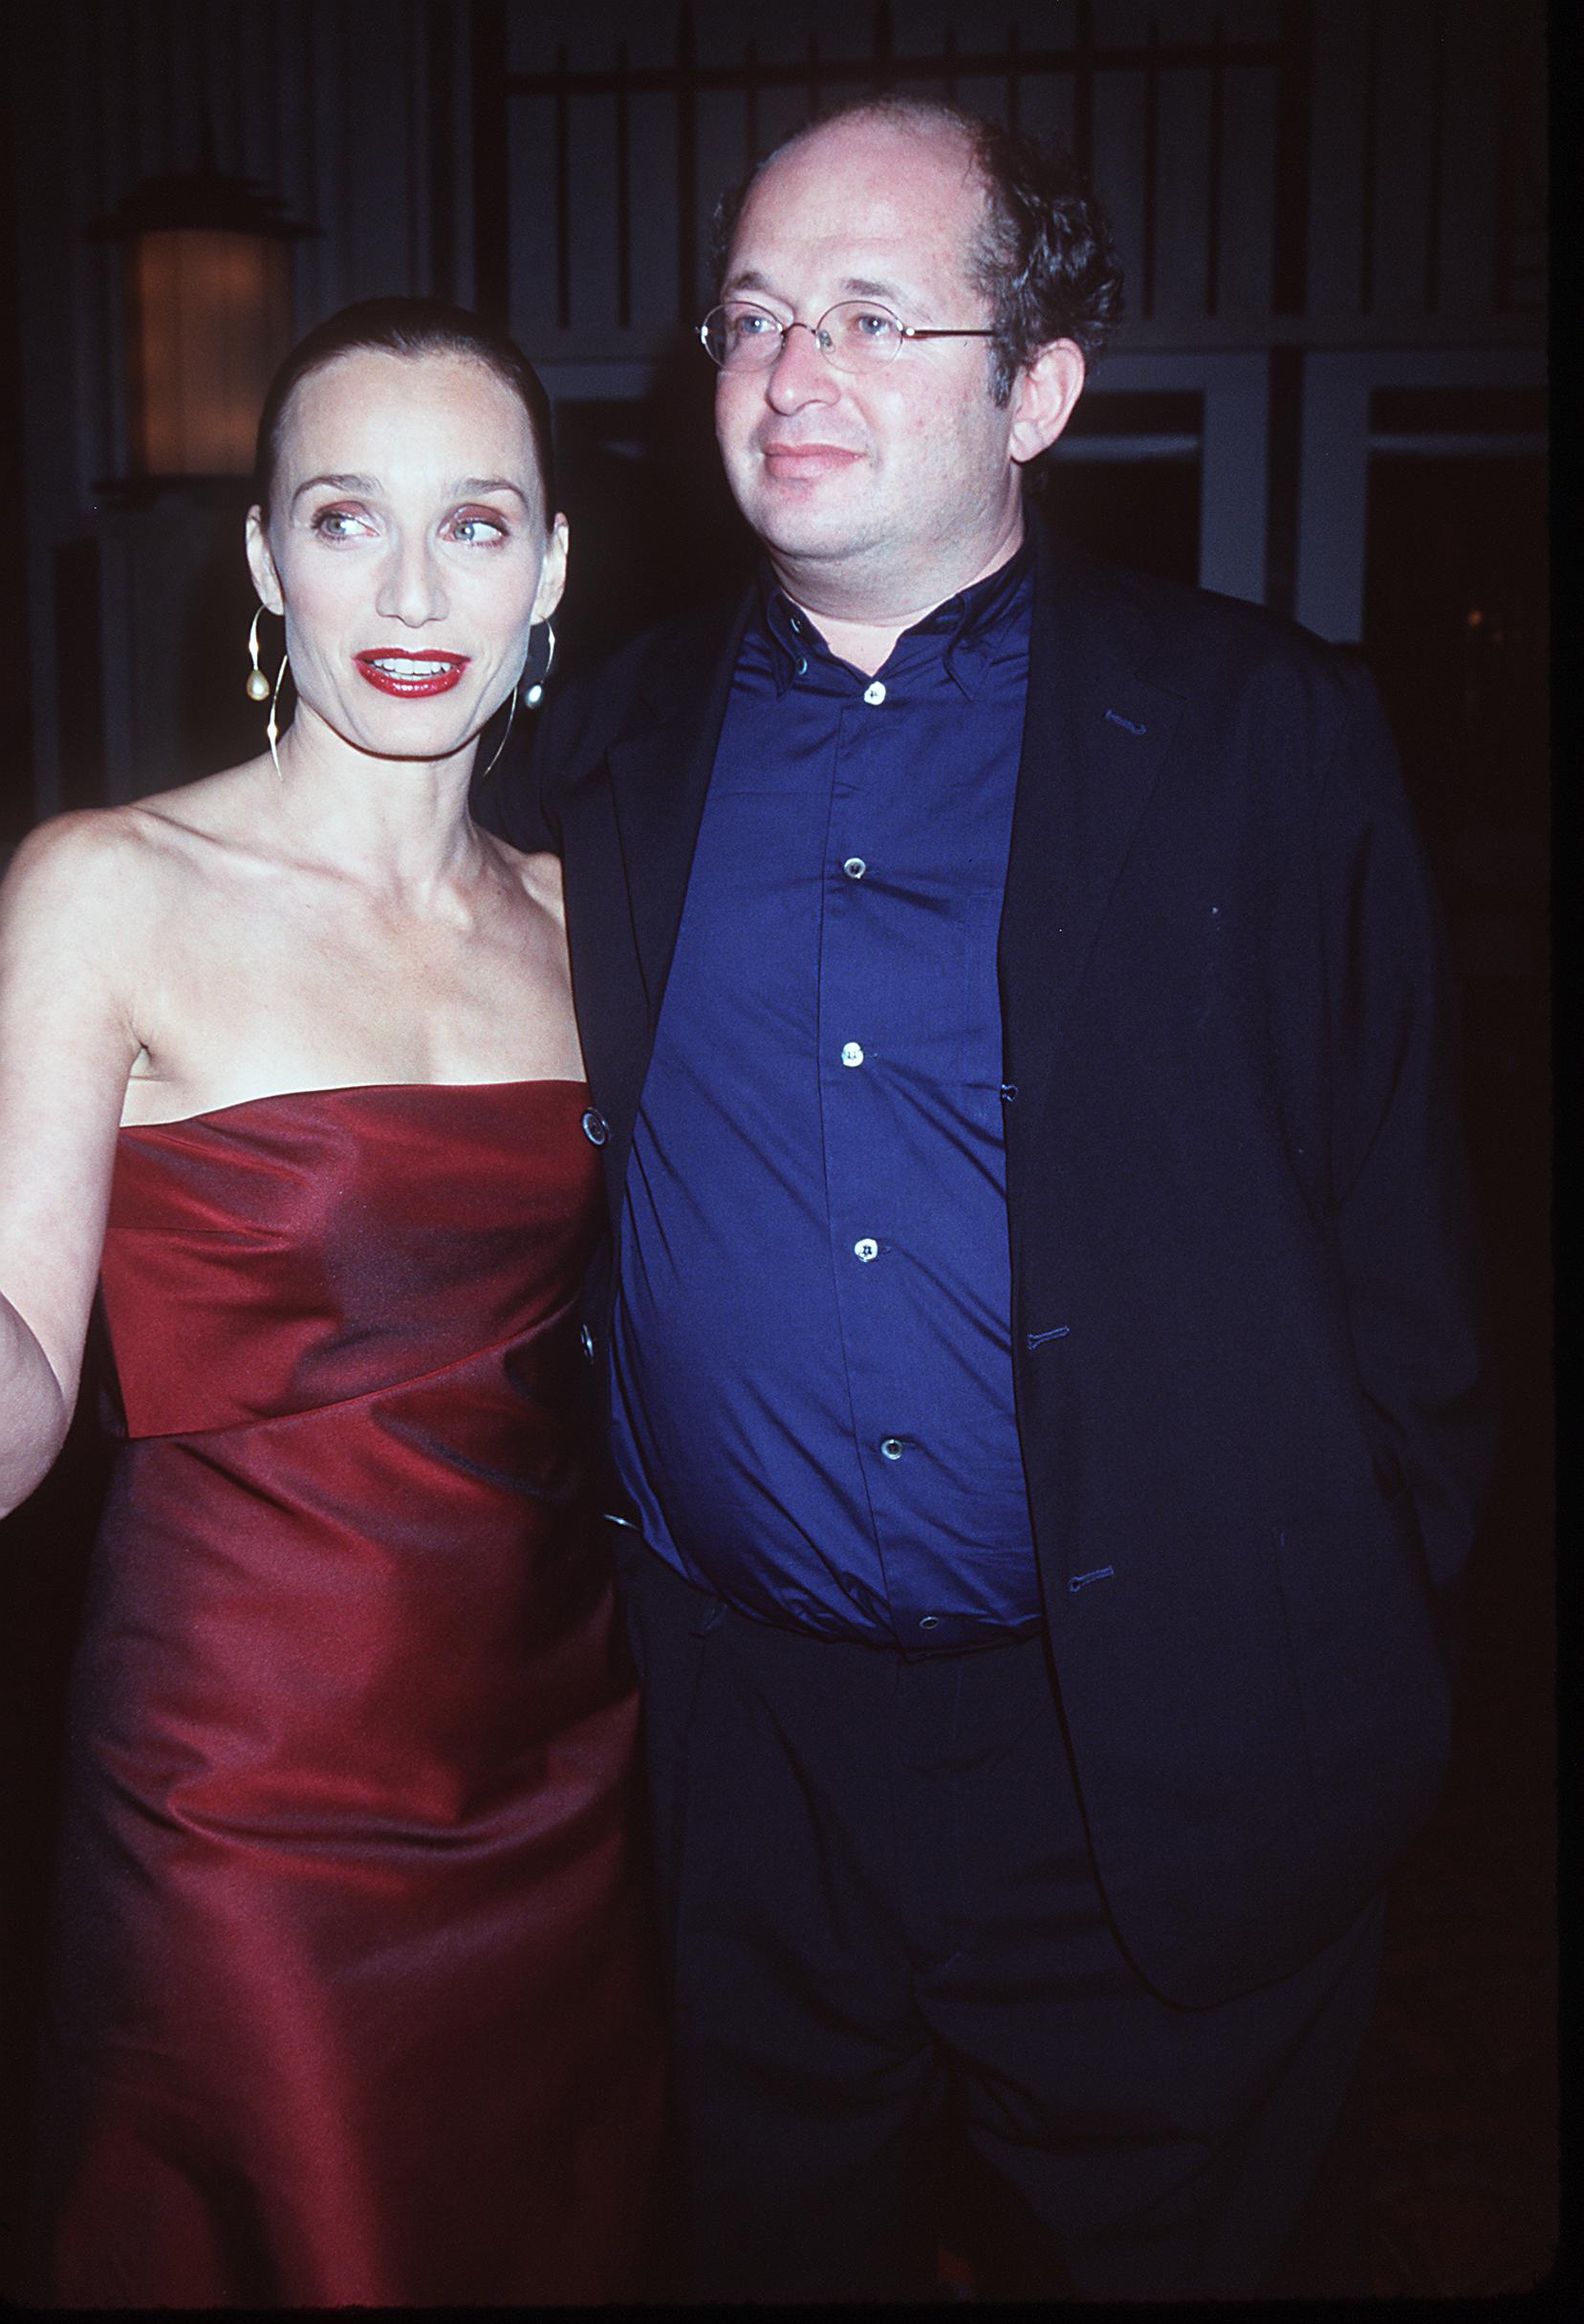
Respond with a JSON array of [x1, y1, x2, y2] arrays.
[[698, 299, 997, 375]]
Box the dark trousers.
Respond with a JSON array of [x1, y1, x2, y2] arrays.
[[616, 1535, 1384, 2303]]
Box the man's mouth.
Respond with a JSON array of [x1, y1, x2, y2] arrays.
[[354, 650, 471, 697], [758, 443, 863, 479]]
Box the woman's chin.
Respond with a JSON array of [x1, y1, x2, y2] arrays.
[[291, 693, 492, 768]]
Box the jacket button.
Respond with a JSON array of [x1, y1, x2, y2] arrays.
[[581, 1108, 609, 1147], [578, 1324, 596, 1361]]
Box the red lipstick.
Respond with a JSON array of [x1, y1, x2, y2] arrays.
[[354, 649, 470, 698]]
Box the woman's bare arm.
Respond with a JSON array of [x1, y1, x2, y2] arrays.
[[0, 815, 144, 1516]]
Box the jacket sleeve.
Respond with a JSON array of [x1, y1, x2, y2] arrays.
[[1316, 659, 1495, 1613]]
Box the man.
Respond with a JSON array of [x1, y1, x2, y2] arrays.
[[478, 98, 1490, 2303]]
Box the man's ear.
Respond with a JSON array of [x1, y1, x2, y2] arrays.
[[1008, 338, 1087, 467], [245, 508, 285, 616]]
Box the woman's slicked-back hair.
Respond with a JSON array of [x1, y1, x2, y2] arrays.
[[709, 96, 1125, 403], [252, 297, 556, 523]]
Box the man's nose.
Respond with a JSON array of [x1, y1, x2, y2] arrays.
[[764, 321, 841, 413], [375, 535, 447, 626]]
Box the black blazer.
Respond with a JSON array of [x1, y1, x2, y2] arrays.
[[477, 522, 1492, 2009]]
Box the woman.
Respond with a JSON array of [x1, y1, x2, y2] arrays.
[[1, 301, 667, 2306]]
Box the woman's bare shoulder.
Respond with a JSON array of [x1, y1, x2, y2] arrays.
[[489, 836, 566, 924], [115, 758, 275, 847], [1, 764, 271, 941], [4, 802, 163, 909]]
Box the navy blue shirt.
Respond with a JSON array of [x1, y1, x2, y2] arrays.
[[608, 544, 1041, 1649]]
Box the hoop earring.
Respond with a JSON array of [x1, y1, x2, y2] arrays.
[[479, 619, 555, 781], [479, 674, 519, 782], [522, 619, 555, 708], [245, 605, 273, 702], [266, 652, 289, 779]]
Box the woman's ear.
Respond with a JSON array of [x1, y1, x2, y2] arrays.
[[533, 514, 570, 624], [245, 508, 285, 616]]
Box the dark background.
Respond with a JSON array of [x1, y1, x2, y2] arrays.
[[0, 1, 1552, 2299]]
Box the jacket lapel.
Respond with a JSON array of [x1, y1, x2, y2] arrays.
[[998, 529, 1185, 1167]]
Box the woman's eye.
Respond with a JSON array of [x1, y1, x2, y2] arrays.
[[448, 512, 509, 546], [310, 508, 368, 539]]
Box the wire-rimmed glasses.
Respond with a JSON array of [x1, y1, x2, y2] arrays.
[[697, 298, 997, 374]]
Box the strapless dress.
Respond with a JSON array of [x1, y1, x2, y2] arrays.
[[30, 1081, 667, 2306]]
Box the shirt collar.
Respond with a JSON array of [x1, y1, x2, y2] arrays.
[[757, 533, 1034, 701]]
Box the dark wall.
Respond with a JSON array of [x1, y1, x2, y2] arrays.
[[0, 58, 32, 853]]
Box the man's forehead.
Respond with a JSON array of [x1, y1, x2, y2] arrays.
[[728, 122, 985, 284]]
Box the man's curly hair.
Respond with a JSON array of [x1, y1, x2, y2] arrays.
[[708, 95, 1125, 405]]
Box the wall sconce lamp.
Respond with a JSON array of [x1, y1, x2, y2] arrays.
[[88, 165, 315, 491]]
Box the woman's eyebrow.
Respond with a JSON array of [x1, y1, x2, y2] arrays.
[[291, 472, 378, 505], [451, 478, 531, 504], [290, 473, 531, 507]]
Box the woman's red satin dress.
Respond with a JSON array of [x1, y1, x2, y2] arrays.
[[31, 1081, 668, 2307]]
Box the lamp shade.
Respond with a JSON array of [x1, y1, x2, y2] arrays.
[[89, 167, 315, 482], [128, 228, 293, 476]]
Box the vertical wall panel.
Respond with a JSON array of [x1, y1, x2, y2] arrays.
[[755, 84, 816, 166], [956, 77, 1012, 127], [566, 93, 623, 337], [1091, 70, 1146, 325], [806, 0, 886, 68], [1015, 72, 1077, 153], [1216, 67, 1279, 320], [889, 0, 961, 57], [509, 95, 562, 346], [1305, 0, 1370, 318], [1368, 0, 1437, 318], [627, 93, 684, 331], [1154, 68, 1214, 324], [1435, 2, 1505, 316]]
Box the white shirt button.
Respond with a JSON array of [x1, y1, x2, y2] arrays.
[[840, 1041, 864, 1067], [863, 681, 886, 706], [854, 1237, 879, 1263], [842, 857, 867, 880], [879, 1436, 905, 1460]]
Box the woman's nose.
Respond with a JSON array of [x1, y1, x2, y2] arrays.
[[375, 536, 447, 626]]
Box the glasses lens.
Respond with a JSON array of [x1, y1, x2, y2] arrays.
[[821, 303, 903, 370], [702, 304, 782, 369]]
